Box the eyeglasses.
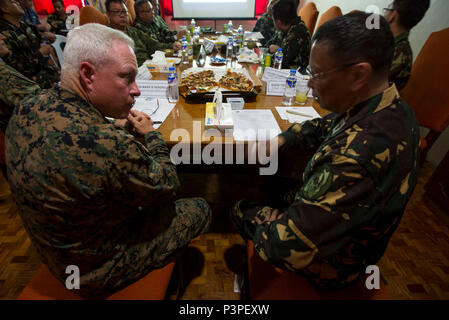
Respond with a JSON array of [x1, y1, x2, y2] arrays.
[[382, 7, 394, 14], [109, 10, 128, 16], [139, 10, 153, 14], [306, 62, 361, 80]]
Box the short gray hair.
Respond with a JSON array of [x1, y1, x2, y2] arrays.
[[61, 23, 135, 77]]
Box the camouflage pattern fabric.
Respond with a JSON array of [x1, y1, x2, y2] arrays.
[[5, 85, 212, 298], [133, 17, 175, 44], [231, 85, 420, 289], [153, 15, 177, 39], [22, 8, 40, 26], [252, 12, 277, 47], [0, 62, 41, 132], [0, 19, 60, 89], [265, 16, 311, 71], [389, 31, 412, 91], [124, 25, 172, 66], [47, 13, 68, 35]]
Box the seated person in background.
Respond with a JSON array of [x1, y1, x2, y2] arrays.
[[384, 0, 430, 91], [106, 0, 174, 66], [265, 0, 310, 71], [5, 23, 211, 298], [18, 0, 55, 41], [0, 33, 40, 132], [132, 0, 180, 50], [47, 0, 68, 36], [252, 0, 279, 47], [149, 0, 185, 41], [0, 0, 59, 89], [253, 0, 299, 47], [231, 12, 419, 290]]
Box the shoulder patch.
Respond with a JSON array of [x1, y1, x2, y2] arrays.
[[302, 164, 333, 200]]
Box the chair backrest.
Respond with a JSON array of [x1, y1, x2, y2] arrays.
[[400, 27, 449, 133], [79, 5, 109, 26], [51, 35, 67, 68], [125, 0, 136, 24], [315, 6, 343, 32], [299, 2, 319, 35]]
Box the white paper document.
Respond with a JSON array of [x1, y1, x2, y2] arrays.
[[132, 97, 176, 129], [136, 80, 169, 99], [275, 106, 321, 123], [232, 109, 281, 141], [244, 31, 264, 40]]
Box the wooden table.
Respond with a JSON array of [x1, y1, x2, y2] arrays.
[[150, 58, 328, 148]]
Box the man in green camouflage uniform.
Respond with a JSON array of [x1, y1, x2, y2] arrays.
[[149, 0, 184, 40], [133, 0, 181, 46], [384, 0, 430, 91], [231, 12, 419, 290], [47, 0, 68, 36], [0, 0, 59, 89], [0, 33, 40, 131], [265, 0, 310, 71], [106, 0, 173, 66], [252, 0, 279, 47], [5, 23, 211, 298]]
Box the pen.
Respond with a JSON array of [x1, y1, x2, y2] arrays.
[[153, 121, 162, 124], [286, 109, 314, 118]]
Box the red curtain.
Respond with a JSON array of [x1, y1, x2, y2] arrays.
[[159, 0, 268, 18], [33, 0, 83, 15]]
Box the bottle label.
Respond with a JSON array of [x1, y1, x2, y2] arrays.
[[286, 78, 297, 88], [275, 54, 283, 63]]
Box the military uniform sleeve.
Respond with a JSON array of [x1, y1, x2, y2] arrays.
[[281, 23, 311, 70], [104, 128, 180, 208], [252, 154, 375, 271], [279, 113, 334, 149], [389, 42, 412, 91], [265, 30, 281, 47]]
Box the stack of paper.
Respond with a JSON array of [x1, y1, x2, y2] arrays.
[[232, 109, 281, 141], [132, 97, 176, 129]]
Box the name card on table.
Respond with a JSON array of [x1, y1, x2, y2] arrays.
[[262, 67, 312, 83], [266, 81, 286, 96], [136, 80, 168, 99]]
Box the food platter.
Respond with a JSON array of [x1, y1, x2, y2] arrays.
[[179, 68, 261, 102]]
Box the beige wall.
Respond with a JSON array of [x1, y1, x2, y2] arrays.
[[303, 0, 449, 166]]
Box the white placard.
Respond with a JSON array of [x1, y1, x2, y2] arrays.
[[266, 81, 286, 96], [275, 106, 321, 123], [244, 31, 264, 40], [136, 80, 169, 99]]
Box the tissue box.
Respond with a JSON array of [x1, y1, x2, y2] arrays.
[[146, 63, 170, 73], [205, 102, 234, 130], [226, 97, 245, 110]]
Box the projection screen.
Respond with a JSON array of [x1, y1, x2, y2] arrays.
[[172, 0, 257, 19]]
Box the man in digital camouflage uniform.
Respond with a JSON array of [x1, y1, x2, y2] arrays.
[[47, 0, 68, 36], [231, 12, 420, 290], [252, 0, 279, 47], [265, 0, 310, 71], [5, 23, 211, 298], [106, 0, 173, 66], [149, 0, 186, 41], [0, 33, 40, 132], [0, 0, 59, 89], [133, 0, 182, 47], [384, 0, 430, 91]]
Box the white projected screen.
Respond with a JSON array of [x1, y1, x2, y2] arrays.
[[172, 0, 256, 19]]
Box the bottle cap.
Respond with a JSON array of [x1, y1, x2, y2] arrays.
[[169, 66, 175, 71], [290, 69, 296, 74], [278, 48, 283, 52]]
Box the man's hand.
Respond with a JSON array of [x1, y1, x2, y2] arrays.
[[126, 109, 156, 136], [255, 209, 284, 225], [269, 44, 280, 53], [38, 22, 52, 32], [173, 41, 181, 51], [39, 44, 52, 56], [42, 32, 56, 43]]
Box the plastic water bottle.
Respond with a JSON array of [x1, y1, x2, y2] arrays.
[[274, 48, 283, 69], [181, 38, 188, 64], [232, 34, 239, 56], [190, 19, 195, 35], [226, 36, 233, 63], [237, 25, 244, 47], [168, 67, 179, 103], [188, 38, 193, 64], [193, 26, 200, 44], [228, 20, 233, 33], [282, 69, 297, 105]]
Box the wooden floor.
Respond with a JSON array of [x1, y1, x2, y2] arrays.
[[1, 162, 449, 300]]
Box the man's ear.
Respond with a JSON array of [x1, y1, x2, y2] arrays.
[[349, 62, 372, 92], [79, 62, 96, 92]]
